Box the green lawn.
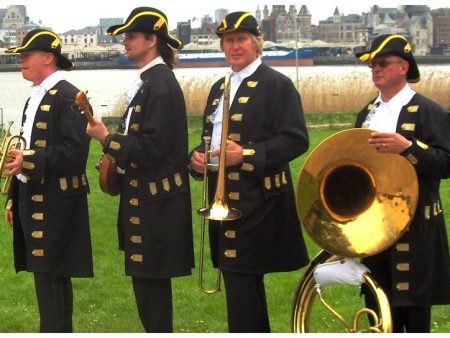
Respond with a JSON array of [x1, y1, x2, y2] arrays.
[[0, 116, 449, 332]]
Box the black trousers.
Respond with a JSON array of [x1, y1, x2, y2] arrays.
[[364, 289, 431, 333], [18, 184, 73, 332], [131, 276, 173, 332], [33, 272, 73, 333], [222, 271, 270, 333]]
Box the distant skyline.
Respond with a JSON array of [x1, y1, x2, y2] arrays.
[[1, 0, 449, 33]]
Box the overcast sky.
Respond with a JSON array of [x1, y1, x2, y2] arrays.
[[1, 0, 449, 33]]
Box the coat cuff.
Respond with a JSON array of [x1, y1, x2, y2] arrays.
[[21, 149, 45, 181]]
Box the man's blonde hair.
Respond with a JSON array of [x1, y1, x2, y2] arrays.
[[220, 32, 264, 56]]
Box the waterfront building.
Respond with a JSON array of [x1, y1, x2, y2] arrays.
[[431, 8, 450, 54]]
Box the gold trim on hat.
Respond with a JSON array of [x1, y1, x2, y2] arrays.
[[7, 31, 61, 53], [359, 34, 408, 62], [110, 11, 181, 48]]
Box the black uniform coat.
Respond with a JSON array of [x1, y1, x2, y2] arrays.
[[356, 93, 450, 306], [103, 64, 194, 279], [7, 80, 93, 277], [190, 63, 310, 274]]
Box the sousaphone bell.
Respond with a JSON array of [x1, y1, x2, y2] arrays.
[[292, 128, 418, 332]]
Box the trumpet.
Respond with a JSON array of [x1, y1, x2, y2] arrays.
[[0, 121, 27, 195], [197, 73, 242, 294]]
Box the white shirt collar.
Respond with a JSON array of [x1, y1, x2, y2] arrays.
[[34, 70, 63, 92], [229, 57, 262, 81], [139, 55, 166, 77], [374, 84, 416, 112]]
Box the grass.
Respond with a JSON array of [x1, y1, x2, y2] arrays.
[[0, 115, 449, 332]]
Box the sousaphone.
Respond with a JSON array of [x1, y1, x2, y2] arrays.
[[292, 128, 418, 333]]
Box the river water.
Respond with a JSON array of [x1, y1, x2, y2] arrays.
[[1, 64, 449, 134]]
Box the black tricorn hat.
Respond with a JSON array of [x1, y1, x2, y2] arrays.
[[107, 7, 182, 50], [5, 29, 73, 71], [216, 11, 261, 37], [356, 34, 420, 83]]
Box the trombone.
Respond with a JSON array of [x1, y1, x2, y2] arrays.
[[197, 73, 242, 294]]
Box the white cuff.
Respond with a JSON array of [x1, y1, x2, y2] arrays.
[[314, 258, 370, 288]]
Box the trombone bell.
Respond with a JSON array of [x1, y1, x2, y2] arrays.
[[198, 199, 241, 221]]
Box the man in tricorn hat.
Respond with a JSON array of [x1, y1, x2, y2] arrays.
[[3, 29, 93, 332], [355, 34, 450, 332], [86, 7, 194, 332], [189, 11, 310, 332]]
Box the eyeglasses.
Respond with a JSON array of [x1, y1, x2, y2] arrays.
[[368, 60, 404, 69]]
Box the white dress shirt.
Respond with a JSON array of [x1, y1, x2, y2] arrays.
[[363, 84, 416, 133], [18, 71, 63, 183], [209, 57, 262, 165], [124, 56, 166, 134]]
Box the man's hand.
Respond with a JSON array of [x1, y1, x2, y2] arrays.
[[210, 140, 243, 167], [190, 151, 205, 174], [86, 117, 109, 145], [368, 132, 412, 154], [4, 149, 23, 176], [5, 209, 13, 227]]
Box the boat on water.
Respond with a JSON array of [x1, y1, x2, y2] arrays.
[[117, 47, 315, 68]]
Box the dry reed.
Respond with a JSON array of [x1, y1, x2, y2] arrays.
[[108, 67, 450, 117], [180, 67, 450, 115]]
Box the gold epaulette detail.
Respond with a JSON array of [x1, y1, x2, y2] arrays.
[[129, 217, 140, 225], [396, 243, 409, 252], [60, 178, 68, 191], [416, 140, 429, 150], [224, 230, 236, 239], [407, 105, 419, 113], [227, 172, 239, 181], [401, 123, 415, 132], [32, 249, 44, 256], [35, 140, 46, 148], [243, 148, 255, 156], [130, 254, 143, 262], [31, 231, 43, 239], [224, 250, 236, 258], [31, 195, 44, 202], [109, 141, 121, 151], [396, 263, 410, 271], [130, 235, 142, 244], [242, 163, 255, 172], [23, 161, 35, 170], [396, 282, 409, 291], [32, 213, 44, 220], [36, 122, 47, 129], [231, 114, 243, 122]]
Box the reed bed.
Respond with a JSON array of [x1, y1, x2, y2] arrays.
[[178, 67, 450, 115]]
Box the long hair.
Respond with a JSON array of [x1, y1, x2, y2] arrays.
[[157, 38, 176, 69]]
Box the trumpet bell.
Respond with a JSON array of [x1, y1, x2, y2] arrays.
[[297, 128, 418, 258]]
